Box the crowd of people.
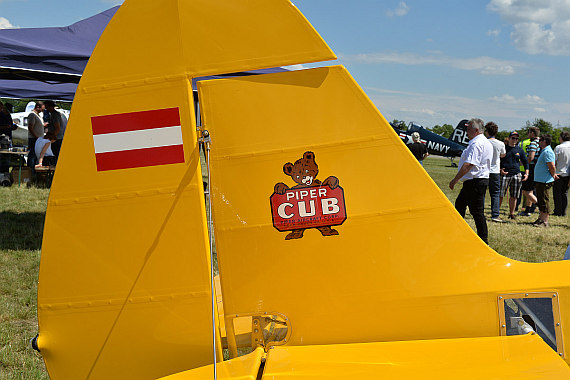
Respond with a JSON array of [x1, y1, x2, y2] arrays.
[[0, 100, 67, 178], [449, 118, 570, 243]]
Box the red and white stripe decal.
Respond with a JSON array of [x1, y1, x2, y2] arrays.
[[91, 107, 184, 171]]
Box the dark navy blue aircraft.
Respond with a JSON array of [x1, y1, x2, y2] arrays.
[[391, 120, 469, 165]]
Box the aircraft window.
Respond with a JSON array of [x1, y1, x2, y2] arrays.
[[499, 293, 563, 357]]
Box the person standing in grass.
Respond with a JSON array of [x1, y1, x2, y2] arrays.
[[407, 131, 429, 165], [484, 122, 506, 222], [553, 131, 570, 216], [498, 131, 529, 221], [27, 102, 47, 168], [44, 100, 63, 164], [449, 118, 493, 244], [0, 101, 14, 140], [533, 134, 558, 227], [520, 127, 540, 216]]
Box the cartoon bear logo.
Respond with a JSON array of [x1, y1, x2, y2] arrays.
[[270, 151, 346, 240]]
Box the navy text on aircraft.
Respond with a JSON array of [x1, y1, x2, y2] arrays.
[[391, 121, 466, 158]]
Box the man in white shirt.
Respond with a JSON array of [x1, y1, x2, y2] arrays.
[[449, 118, 493, 244], [484, 121, 506, 222], [553, 131, 570, 216]]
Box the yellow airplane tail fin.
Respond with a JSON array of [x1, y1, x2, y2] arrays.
[[37, 0, 335, 379], [199, 66, 570, 358]]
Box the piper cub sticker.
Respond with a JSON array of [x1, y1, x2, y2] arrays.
[[270, 151, 347, 240]]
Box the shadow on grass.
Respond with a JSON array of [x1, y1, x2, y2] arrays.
[[0, 211, 45, 250]]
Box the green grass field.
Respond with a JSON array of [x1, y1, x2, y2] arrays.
[[427, 156, 569, 262], [0, 157, 568, 379], [0, 187, 48, 379]]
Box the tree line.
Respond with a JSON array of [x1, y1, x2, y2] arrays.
[[392, 118, 570, 147], [0, 98, 72, 112]]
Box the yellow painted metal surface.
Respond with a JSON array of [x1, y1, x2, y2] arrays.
[[216, 275, 254, 349], [37, 0, 570, 377], [199, 66, 570, 360], [158, 347, 264, 380], [38, 78, 215, 380], [262, 335, 570, 379], [79, 0, 335, 90], [37, 0, 334, 379]]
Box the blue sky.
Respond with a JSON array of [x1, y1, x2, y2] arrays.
[[1, 0, 569, 131]]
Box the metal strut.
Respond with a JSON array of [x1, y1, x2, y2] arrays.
[[200, 129, 217, 380]]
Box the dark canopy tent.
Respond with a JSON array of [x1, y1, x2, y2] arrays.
[[0, 6, 119, 100], [0, 6, 119, 81], [0, 79, 77, 102]]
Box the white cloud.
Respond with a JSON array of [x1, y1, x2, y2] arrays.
[[387, 2, 409, 17], [362, 86, 568, 130], [0, 17, 15, 29], [487, 0, 570, 24], [400, 107, 436, 116], [511, 21, 570, 55], [480, 64, 514, 75], [488, 0, 570, 55], [490, 94, 546, 105], [342, 51, 525, 75], [487, 28, 501, 37]]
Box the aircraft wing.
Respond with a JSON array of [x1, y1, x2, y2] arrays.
[[10, 111, 28, 142], [158, 334, 570, 379]]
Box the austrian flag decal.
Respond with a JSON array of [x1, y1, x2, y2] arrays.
[[91, 107, 185, 171]]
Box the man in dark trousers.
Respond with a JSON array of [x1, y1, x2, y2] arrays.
[[449, 118, 493, 244]]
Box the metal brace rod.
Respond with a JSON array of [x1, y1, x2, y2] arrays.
[[201, 129, 217, 380], [513, 298, 557, 347]]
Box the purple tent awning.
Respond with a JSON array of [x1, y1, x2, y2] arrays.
[[0, 79, 77, 102], [0, 6, 118, 101], [0, 6, 119, 79]]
